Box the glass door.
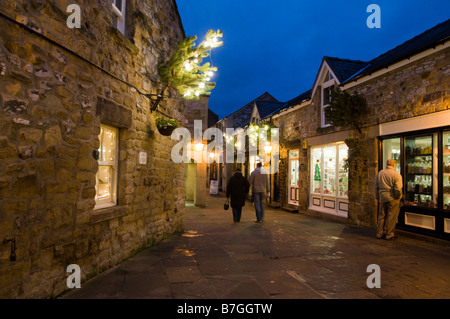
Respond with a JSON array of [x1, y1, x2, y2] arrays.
[[382, 137, 401, 173], [288, 150, 299, 205]]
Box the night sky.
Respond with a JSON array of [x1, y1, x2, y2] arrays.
[[176, 0, 450, 120]]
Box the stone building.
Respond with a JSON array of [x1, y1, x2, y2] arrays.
[[0, 0, 189, 298], [212, 92, 284, 192], [266, 19, 450, 239]]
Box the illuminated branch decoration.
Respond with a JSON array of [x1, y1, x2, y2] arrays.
[[150, 30, 224, 111]]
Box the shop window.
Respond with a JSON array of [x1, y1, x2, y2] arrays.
[[112, 0, 126, 34], [310, 143, 348, 217], [95, 125, 118, 209], [338, 144, 348, 197], [404, 135, 436, 208], [443, 131, 450, 211]]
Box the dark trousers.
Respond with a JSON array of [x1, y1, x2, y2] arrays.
[[232, 207, 242, 222], [252, 192, 265, 222]]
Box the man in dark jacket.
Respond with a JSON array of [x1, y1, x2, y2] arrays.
[[226, 168, 250, 223]]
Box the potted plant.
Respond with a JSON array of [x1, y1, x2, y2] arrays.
[[155, 117, 179, 136]]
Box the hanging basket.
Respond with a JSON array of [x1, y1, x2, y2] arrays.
[[155, 116, 179, 136], [157, 126, 176, 136]]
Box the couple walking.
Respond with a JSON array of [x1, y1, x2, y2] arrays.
[[226, 163, 269, 223]]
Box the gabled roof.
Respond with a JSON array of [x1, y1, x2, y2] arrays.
[[222, 92, 282, 128], [324, 57, 369, 83], [346, 18, 450, 83], [262, 89, 312, 119]]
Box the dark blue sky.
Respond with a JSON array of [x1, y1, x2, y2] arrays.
[[176, 0, 449, 119]]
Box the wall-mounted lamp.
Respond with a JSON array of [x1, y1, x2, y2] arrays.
[[264, 143, 272, 156]]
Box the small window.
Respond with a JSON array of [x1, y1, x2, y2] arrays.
[[95, 124, 118, 209], [112, 0, 126, 34]]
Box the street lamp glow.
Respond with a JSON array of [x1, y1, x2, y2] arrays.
[[194, 143, 204, 151], [264, 143, 272, 156]]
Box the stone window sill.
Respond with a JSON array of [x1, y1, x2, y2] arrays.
[[110, 27, 138, 54], [89, 205, 127, 224]]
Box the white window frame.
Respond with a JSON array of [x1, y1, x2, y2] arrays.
[[288, 150, 300, 206], [309, 142, 349, 218], [321, 78, 334, 128], [112, 0, 126, 35], [95, 124, 119, 210]]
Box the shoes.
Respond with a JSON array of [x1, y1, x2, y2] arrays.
[[255, 220, 263, 223], [376, 234, 398, 240]]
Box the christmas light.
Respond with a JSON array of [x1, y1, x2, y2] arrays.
[[157, 29, 223, 103], [184, 61, 193, 71]]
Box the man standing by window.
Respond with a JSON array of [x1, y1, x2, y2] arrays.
[[249, 163, 269, 223], [375, 159, 403, 240]]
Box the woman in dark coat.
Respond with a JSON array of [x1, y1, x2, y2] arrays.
[[226, 168, 250, 223]]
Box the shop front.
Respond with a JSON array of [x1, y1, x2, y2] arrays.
[[380, 115, 450, 239], [309, 142, 349, 217]]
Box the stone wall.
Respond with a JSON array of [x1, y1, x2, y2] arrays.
[[271, 47, 449, 226], [0, 0, 187, 298]]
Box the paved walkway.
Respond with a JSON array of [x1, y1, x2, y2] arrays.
[[61, 193, 450, 299]]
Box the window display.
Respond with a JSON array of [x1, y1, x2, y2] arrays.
[[312, 147, 322, 194], [381, 129, 450, 238], [95, 125, 118, 208], [323, 145, 336, 195], [443, 131, 450, 210], [310, 142, 349, 217], [404, 135, 435, 208], [338, 144, 348, 197]]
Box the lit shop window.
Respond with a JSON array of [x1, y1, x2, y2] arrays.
[[112, 0, 126, 34], [310, 142, 349, 217], [444, 131, 450, 211], [95, 125, 118, 209]]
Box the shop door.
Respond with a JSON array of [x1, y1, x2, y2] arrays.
[[288, 150, 299, 205]]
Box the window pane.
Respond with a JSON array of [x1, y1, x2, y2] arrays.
[[312, 147, 322, 193], [443, 131, 450, 210], [290, 159, 299, 186], [323, 145, 336, 195], [101, 126, 117, 162], [405, 135, 434, 207], [97, 165, 112, 201], [115, 0, 123, 11], [382, 137, 401, 173], [338, 144, 348, 197], [323, 87, 332, 105]]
